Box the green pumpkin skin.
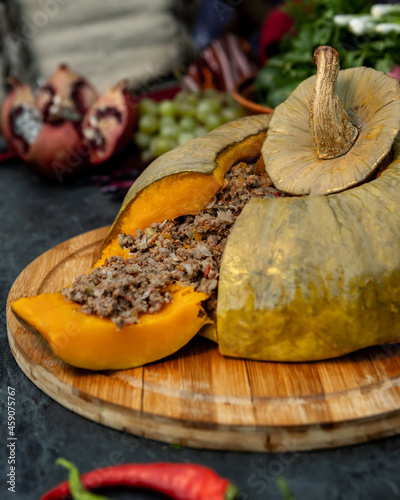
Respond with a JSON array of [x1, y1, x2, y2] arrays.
[[217, 137, 400, 362]]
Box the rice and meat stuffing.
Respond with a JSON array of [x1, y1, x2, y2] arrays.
[[62, 161, 287, 327]]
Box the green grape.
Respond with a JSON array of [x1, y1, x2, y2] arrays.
[[189, 92, 201, 105], [138, 98, 158, 116], [140, 148, 154, 162], [193, 126, 208, 137], [138, 114, 159, 134], [159, 100, 176, 118], [173, 90, 187, 102], [179, 91, 200, 107], [196, 108, 209, 124], [204, 97, 222, 113], [178, 131, 195, 145], [221, 107, 244, 123], [160, 123, 180, 139], [179, 116, 197, 132], [176, 101, 197, 118], [205, 113, 223, 131], [196, 102, 212, 123], [196, 98, 222, 122], [159, 115, 176, 128], [150, 136, 176, 157], [134, 131, 152, 149]]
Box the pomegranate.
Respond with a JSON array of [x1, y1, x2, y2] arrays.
[[82, 80, 137, 164], [1, 78, 43, 161], [2, 67, 137, 181], [26, 121, 87, 181], [35, 64, 99, 122]]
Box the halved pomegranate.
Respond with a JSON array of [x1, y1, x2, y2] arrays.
[[35, 64, 99, 122], [1, 78, 43, 161], [82, 80, 137, 164], [2, 78, 85, 181], [2, 68, 137, 180]]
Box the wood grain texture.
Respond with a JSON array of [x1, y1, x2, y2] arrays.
[[6, 227, 400, 451]]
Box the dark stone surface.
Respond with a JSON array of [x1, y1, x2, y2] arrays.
[[2, 160, 400, 500]]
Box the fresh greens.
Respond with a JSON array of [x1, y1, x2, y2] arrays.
[[276, 477, 295, 500], [255, 1, 400, 108]]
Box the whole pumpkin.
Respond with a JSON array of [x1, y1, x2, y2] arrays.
[[12, 47, 400, 369]]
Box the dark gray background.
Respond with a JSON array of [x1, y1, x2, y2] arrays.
[[1, 160, 400, 500]]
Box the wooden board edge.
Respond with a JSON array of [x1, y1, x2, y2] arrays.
[[7, 320, 400, 452]]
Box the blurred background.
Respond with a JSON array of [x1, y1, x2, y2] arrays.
[[2, 0, 400, 185]]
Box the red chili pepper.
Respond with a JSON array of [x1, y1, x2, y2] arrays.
[[41, 462, 239, 500], [204, 265, 211, 278]]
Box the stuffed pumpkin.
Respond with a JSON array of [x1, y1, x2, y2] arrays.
[[12, 46, 400, 369]]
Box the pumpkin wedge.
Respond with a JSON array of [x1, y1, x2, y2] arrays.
[[12, 286, 210, 370]]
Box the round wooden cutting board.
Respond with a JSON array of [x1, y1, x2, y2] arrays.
[[6, 227, 400, 452]]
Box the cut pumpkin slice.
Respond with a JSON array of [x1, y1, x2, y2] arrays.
[[12, 286, 211, 370]]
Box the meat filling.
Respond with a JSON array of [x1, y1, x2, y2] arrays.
[[62, 160, 287, 328]]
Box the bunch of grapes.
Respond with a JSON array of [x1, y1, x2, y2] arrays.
[[134, 90, 244, 161]]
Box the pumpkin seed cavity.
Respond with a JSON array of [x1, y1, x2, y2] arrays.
[[62, 161, 288, 328]]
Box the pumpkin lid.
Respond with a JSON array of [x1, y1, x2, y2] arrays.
[[262, 45, 400, 196]]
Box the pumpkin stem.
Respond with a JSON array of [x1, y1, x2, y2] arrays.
[[309, 46, 359, 159]]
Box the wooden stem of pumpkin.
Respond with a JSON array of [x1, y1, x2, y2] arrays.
[[309, 46, 359, 160]]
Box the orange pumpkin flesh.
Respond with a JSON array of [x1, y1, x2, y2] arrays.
[[12, 286, 211, 370], [96, 171, 223, 266]]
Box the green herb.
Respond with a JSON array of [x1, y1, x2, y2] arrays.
[[255, 0, 400, 108], [225, 483, 241, 499], [56, 458, 110, 500], [276, 477, 295, 500], [170, 443, 185, 450]]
